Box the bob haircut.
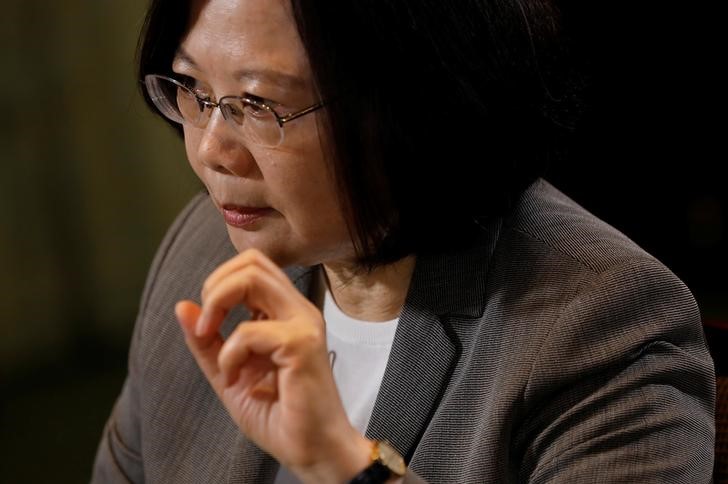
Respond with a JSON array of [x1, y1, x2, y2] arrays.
[[138, 0, 578, 268]]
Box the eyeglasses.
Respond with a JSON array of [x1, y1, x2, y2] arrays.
[[143, 74, 324, 148]]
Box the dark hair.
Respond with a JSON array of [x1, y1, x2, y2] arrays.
[[138, 0, 580, 268]]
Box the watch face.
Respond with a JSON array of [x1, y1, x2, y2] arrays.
[[378, 441, 406, 476]]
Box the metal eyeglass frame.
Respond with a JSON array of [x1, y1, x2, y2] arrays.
[[144, 74, 325, 129]]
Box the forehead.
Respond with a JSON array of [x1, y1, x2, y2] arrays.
[[180, 0, 310, 81]]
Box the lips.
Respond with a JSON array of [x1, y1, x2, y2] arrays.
[[221, 204, 273, 228]]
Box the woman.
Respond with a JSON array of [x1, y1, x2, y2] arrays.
[[93, 0, 715, 482]]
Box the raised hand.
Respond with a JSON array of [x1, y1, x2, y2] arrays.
[[174, 249, 371, 483]]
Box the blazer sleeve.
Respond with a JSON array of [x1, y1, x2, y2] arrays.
[[90, 194, 209, 484], [517, 258, 715, 483]]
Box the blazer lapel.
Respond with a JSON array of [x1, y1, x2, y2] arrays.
[[364, 295, 460, 463], [365, 219, 501, 462]]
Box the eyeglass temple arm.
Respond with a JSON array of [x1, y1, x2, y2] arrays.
[[276, 102, 325, 127]]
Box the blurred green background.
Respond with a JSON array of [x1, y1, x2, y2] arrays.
[[1, 1, 198, 481], [0, 1, 725, 483]]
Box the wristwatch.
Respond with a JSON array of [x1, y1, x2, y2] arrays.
[[349, 440, 406, 484]]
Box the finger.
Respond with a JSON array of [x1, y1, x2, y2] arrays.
[[251, 370, 277, 398], [201, 248, 292, 302], [197, 264, 305, 336], [194, 304, 228, 338], [177, 298, 225, 340], [226, 354, 278, 399], [175, 300, 224, 385], [217, 321, 292, 388]]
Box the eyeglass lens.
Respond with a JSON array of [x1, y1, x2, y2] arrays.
[[146, 75, 283, 146]]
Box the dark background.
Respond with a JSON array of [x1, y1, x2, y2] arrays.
[[550, 2, 727, 365], [0, 1, 724, 482]]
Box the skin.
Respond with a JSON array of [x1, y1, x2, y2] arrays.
[[175, 0, 350, 270], [172, 0, 412, 481]]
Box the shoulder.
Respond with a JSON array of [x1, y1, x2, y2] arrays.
[[488, 182, 714, 480], [486, 179, 698, 327], [156, 191, 233, 270], [123, 193, 257, 482], [138, 192, 235, 317], [504, 178, 654, 273], [493, 180, 712, 411], [412, 179, 697, 326], [130, 193, 238, 371], [402, 181, 714, 481], [488, 178, 706, 359]]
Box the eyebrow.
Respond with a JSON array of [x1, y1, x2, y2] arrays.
[[173, 48, 308, 91]]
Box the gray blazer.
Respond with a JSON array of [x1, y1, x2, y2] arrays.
[[92, 179, 715, 483]]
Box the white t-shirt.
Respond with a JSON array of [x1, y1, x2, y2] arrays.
[[273, 287, 399, 484]]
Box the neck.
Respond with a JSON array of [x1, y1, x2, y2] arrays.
[[322, 255, 416, 322]]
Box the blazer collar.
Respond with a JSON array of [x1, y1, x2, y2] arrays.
[[366, 218, 502, 462], [405, 218, 502, 318]]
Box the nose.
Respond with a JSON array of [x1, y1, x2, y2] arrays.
[[195, 111, 256, 177]]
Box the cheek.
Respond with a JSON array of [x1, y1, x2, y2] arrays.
[[291, 177, 349, 243], [182, 128, 208, 179], [183, 128, 199, 163], [262, 154, 347, 236]]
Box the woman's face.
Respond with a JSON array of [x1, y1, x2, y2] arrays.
[[174, 0, 353, 268]]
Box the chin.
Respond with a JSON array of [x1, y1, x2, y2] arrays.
[[226, 227, 299, 268], [224, 226, 355, 269]]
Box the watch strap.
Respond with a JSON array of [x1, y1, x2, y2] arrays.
[[348, 440, 405, 484], [348, 460, 392, 484]]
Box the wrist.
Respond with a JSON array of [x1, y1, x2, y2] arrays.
[[294, 431, 373, 484]]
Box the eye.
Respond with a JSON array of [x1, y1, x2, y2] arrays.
[[222, 102, 244, 124], [177, 74, 211, 99], [242, 95, 274, 119], [243, 102, 267, 118]]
